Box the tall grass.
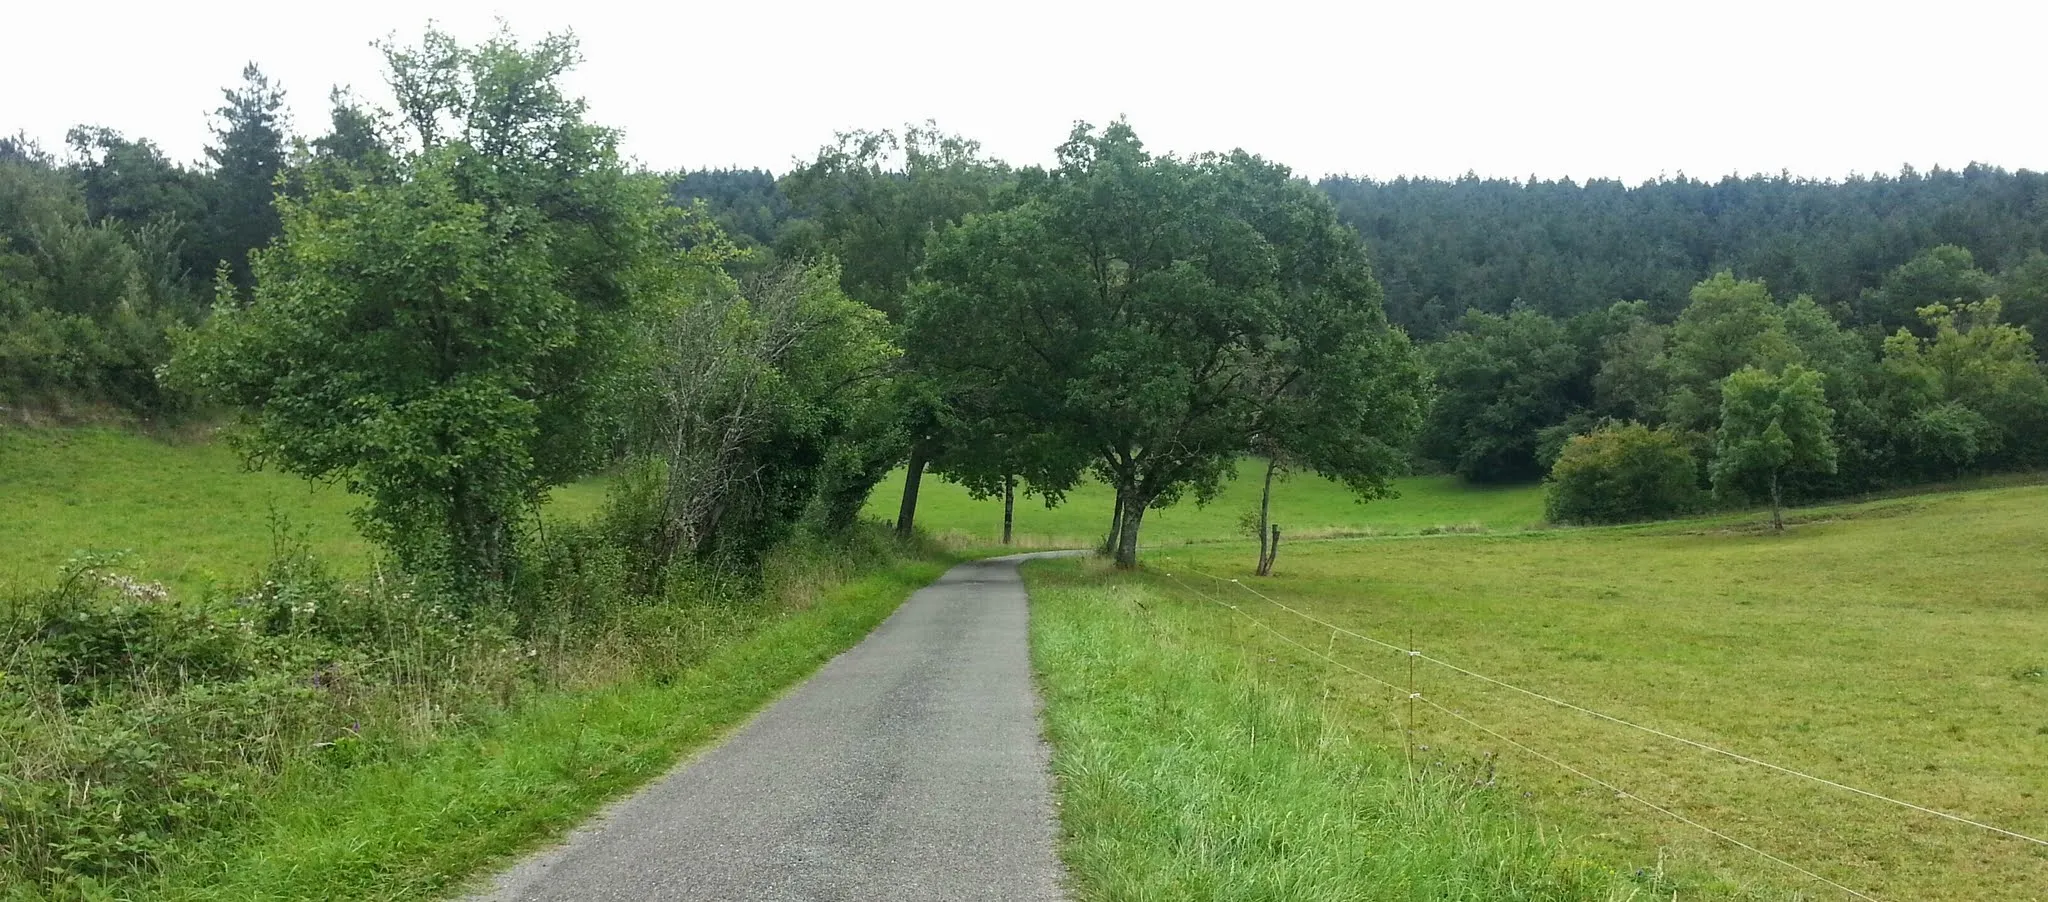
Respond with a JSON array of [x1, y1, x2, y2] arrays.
[[1029, 559, 1630, 902]]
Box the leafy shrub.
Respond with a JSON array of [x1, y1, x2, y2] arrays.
[[0, 552, 497, 891], [1544, 422, 1702, 525]]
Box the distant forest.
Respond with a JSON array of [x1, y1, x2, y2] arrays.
[[1322, 170, 2048, 339], [675, 164, 2048, 341]]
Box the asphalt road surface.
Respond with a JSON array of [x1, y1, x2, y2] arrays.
[[470, 554, 1071, 902]]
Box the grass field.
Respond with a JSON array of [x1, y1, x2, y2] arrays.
[[868, 460, 1546, 548], [0, 431, 1536, 598], [0, 427, 608, 597], [1025, 485, 2048, 901]]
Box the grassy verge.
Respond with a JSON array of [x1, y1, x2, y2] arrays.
[[1055, 483, 2048, 901], [129, 558, 946, 901], [1026, 557, 1625, 902]]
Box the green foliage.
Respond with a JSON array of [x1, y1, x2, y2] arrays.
[[1543, 421, 1701, 524], [1996, 251, 2048, 357], [1711, 365, 1838, 525], [0, 549, 458, 888], [1857, 244, 1994, 334], [778, 123, 1009, 319], [1419, 309, 1591, 482], [203, 64, 290, 295], [1659, 273, 1804, 431], [174, 28, 685, 599], [773, 124, 1014, 539], [911, 122, 1423, 566], [642, 261, 900, 570], [300, 88, 395, 190], [1319, 167, 2048, 338], [668, 168, 789, 250], [0, 155, 190, 413], [63, 126, 213, 300], [1876, 299, 2048, 475]]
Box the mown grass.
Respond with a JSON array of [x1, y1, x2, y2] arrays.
[[121, 560, 945, 901], [867, 460, 1545, 548], [1036, 484, 2048, 901], [0, 426, 608, 598]]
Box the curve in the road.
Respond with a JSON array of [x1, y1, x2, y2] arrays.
[[470, 553, 1073, 902]]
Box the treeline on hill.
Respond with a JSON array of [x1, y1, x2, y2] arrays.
[[14, 51, 2048, 528], [1318, 172, 2048, 339], [0, 66, 292, 415], [669, 161, 2048, 526], [1421, 262, 2048, 527]]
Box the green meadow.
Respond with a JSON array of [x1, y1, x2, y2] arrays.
[[1025, 485, 2048, 901], [868, 460, 1547, 549], [0, 427, 608, 598]]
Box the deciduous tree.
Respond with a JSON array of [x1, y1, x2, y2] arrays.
[[1712, 365, 1837, 531], [176, 28, 681, 600], [912, 122, 1421, 568]]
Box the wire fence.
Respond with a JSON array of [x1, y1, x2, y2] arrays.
[[1149, 554, 2048, 901]]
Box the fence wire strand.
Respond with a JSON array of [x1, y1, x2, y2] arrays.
[[1164, 559, 2048, 851], [1156, 567, 1890, 902]]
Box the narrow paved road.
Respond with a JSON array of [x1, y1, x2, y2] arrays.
[[472, 554, 1070, 902]]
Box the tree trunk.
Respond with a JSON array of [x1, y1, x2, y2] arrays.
[[1103, 486, 1126, 555], [895, 444, 928, 539], [1113, 494, 1149, 569], [1255, 457, 1278, 576], [447, 472, 510, 605], [1265, 525, 1281, 575], [1769, 471, 1784, 532], [1001, 474, 1016, 545]]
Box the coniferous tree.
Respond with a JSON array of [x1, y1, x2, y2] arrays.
[[204, 64, 289, 294]]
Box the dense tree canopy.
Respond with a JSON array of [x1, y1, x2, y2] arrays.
[[1418, 309, 1592, 482], [0, 150, 188, 410], [778, 124, 1010, 320], [205, 64, 290, 294], [1321, 168, 2048, 339], [1713, 365, 1838, 530], [176, 29, 687, 597], [911, 122, 1425, 567], [667, 168, 787, 250]]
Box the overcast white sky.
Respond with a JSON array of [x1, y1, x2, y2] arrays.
[[6, 0, 2045, 183]]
